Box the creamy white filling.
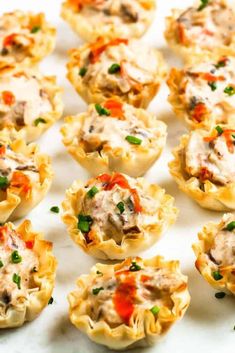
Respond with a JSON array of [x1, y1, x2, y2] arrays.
[[0, 75, 51, 126], [0, 230, 39, 308], [185, 131, 235, 184], [210, 229, 235, 266]]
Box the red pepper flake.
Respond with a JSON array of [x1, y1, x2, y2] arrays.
[[0, 145, 6, 157], [113, 274, 136, 325], [141, 274, 151, 282], [0, 226, 8, 242], [2, 91, 15, 106], [3, 33, 17, 47], [103, 100, 124, 119], [201, 73, 225, 82], [25, 240, 34, 249], [89, 38, 128, 64], [10, 171, 31, 194], [191, 102, 207, 122]]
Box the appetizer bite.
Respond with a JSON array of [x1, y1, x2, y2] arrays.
[[0, 220, 56, 328], [61, 100, 167, 177], [67, 37, 166, 108], [165, 0, 235, 61], [193, 213, 235, 295], [0, 65, 63, 142], [0, 132, 53, 222], [61, 0, 156, 42], [62, 173, 178, 260], [167, 56, 235, 130], [169, 126, 235, 211], [68, 256, 190, 350], [0, 10, 56, 67]]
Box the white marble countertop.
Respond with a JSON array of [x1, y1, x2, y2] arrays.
[[0, 1, 234, 352]]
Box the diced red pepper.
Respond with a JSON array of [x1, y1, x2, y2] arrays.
[[199, 167, 213, 182], [191, 103, 207, 123], [25, 240, 34, 249], [10, 171, 31, 194], [0, 145, 6, 157], [103, 100, 124, 119], [2, 91, 15, 106], [3, 33, 18, 47], [89, 38, 128, 64]]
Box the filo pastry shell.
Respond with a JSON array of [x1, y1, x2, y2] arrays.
[[62, 173, 178, 260], [167, 56, 235, 130], [0, 64, 63, 142], [193, 213, 235, 295], [0, 132, 53, 222], [61, 100, 167, 177], [67, 37, 167, 108], [68, 256, 190, 350], [61, 0, 156, 42], [0, 11, 56, 67], [0, 220, 57, 328], [164, 0, 235, 62], [169, 127, 235, 211]]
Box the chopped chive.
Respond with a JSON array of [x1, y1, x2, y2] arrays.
[[125, 135, 142, 145], [208, 81, 217, 91], [87, 186, 99, 198], [150, 306, 160, 315], [79, 67, 87, 77], [12, 273, 21, 289], [116, 201, 125, 214], [232, 134, 235, 139], [31, 26, 41, 34], [92, 287, 104, 295], [95, 104, 110, 116], [215, 126, 223, 135], [48, 297, 54, 305], [215, 59, 227, 69], [215, 292, 226, 299], [50, 206, 60, 214], [224, 86, 235, 96], [96, 270, 103, 276], [31, 266, 38, 273], [198, 0, 209, 11], [212, 271, 223, 281], [0, 176, 9, 189], [77, 214, 93, 233], [108, 63, 121, 74], [34, 117, 46, 126], [0, 259, 3, 268], [129, 261, 141, 272], [225, 221, 235, 231], [11, 250, 22, 264]]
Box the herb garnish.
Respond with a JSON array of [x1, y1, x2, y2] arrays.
[[77, 214, 93, 233], [150, 306, 160, 315], [215, 292, 226, 299], [225, 221, 235, 231], [116, 201, 125, 214], [34, 117, 46, 126], [125, 135, 142, 145], [198, 0, 209, 11], [92, 287, 104, 295], [31, 26, 41, 34], [212, 271, 223, 281], [129, 261, 141, 272], [208, 81, 217, 91], [0, 176, 9, 189], [108, 63, 121, 74], [87, 186, 99, 198], [95, 104, 110, 116], [224, 86, 235, 96], [79, 67, 87, 77], [11, 250, 22, 264], [12, 273, 21, 289], [96, 270, 103, 276], [0, 259, 3, 268], [48, 297, 54, 305], [50, 206, 60, 213], [215, 125, 223, 135]]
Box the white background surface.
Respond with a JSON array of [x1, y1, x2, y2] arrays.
[[0, 1, 234, 352]]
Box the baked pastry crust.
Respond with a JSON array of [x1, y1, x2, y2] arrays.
[[0, 64, 63, 142], [0, 132, 53, 222], [165, 0, 235, 62], [68, 256, 190, 350], [193, 213, 235, 295], [61, 0, 156, 42], [61, 100, 167, 177], [0, 10, 56, 67], [62, 173, 178, 260], [167, 58, 235, 130], [67, 37, 167, 108], [0, 220, 57, 328], [169, 129, 235, 211]]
